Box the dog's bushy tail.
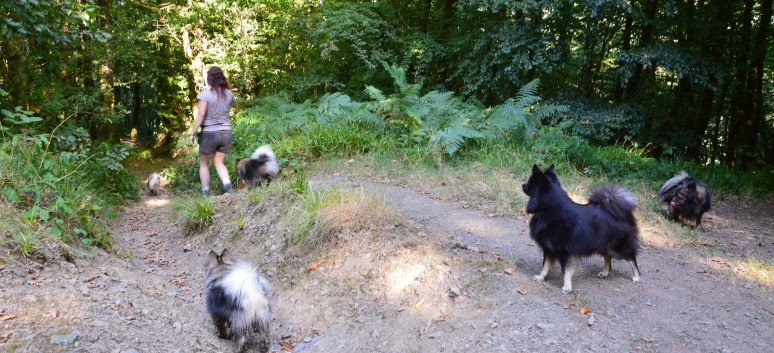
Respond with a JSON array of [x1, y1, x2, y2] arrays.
[[588, 184, 637, 218], [658, 171, 689, 202], [221, 262, 272, 336], [251, 145, 280, 177]]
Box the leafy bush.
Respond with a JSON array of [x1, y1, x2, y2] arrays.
[[523, 126, 774, 196], [363, 62, 559, 159], [1, 107, 136, 255], [545, 95, 644, 143], [527, 126, 655, 180]]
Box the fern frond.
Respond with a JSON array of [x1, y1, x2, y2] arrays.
[[381, 60, 408, 91], [478, 79, 545, 140], [350, 102, 383, 125], [317, 92, 353, 125], [482, 104, 527, 140], [287, 99, 316, 128], [532, 103, 570, 120], [513, 79, 541, 109], [421, 91, 455, 111], [363, 85, 385, 101], [432, 124, 484, 155]]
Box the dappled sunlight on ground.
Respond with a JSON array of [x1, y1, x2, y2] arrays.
[[385, 263, 428, 297], [143, 197, 172, 208], [695, 253, 774, 288], [639, 226, 675, 249]]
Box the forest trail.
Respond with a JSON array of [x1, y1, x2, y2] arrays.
[[1, 173, 772, 353]]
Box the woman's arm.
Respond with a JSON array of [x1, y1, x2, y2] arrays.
[[187, 100, 208, 146]]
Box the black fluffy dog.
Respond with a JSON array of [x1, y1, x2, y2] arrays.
[[522, 164, 641, 294], [658, 171, 711, 228]]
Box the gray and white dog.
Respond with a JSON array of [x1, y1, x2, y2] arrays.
[[236, 145, 280, 188], [204, 249, 271, 353], [147, 172, 161, 195]]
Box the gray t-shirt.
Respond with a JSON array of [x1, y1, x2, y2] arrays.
[[197, 89, 234, 131]]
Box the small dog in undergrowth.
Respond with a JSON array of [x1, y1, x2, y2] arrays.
[[236, 145, 280, 188], [658, 171, 712, 229], [147, 172, 161, 195], [204, 249, 271, 353], [522, 164, 641, 294]]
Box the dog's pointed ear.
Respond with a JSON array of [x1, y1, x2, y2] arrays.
[[544, 164, 560, 182], [686, 181, 697, 190], [531, 164, 541, 175], [207, 250, 219, 267], [220, 249, 232, 263]]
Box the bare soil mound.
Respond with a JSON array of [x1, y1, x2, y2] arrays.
[[1, 173, 772, 353]]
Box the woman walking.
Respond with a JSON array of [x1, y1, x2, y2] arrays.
[[187, 66, 235, 196]]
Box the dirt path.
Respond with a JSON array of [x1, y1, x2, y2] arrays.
[[317, 175, 774, 353], [1, 173, 772, 353], [0, 192, 230, 352]]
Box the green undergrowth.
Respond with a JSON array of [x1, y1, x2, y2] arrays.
[[1, 108, 140, 259], [164, 64, 771, 202]]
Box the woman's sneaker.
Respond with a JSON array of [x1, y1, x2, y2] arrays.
[[223, 183, 234, 194]]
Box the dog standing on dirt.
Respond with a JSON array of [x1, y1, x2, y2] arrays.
[[236, 145, 280, 188], [658, 171, 712, 228], [204, 249, 271, 353], [522, 164, 641, 294], [147, 172, 161, 195]]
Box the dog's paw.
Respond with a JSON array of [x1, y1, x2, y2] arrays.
[[632, 276, 640, 283], [597, 271, 609, 278], [532, 275, 546, 282], [561, 286, 573, 294]]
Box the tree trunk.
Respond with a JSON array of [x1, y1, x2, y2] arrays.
[[668, 0, 696, 157], [725, 0, 754, 165], [614, 9, 633, 102], [3, 38, 26, 107], [579, 17, 598, 97], [526, 5, 542, 82], [709, 77, 730, 164], [132, 82, 142, 134], [625, 0, 658, 100], [745, 0, 773, 164], [697, 0, 732, 163], [181, 28, 202, 106], [97, 0, 115, 110]]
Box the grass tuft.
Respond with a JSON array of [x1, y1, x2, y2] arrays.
[[289, 188, 340, 250], [173, 197, 215, 233]]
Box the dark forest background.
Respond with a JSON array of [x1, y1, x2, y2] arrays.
[[1, 0, 772, 166]]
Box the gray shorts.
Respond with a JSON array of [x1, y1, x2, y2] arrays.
[[198, 130, 232, 154]]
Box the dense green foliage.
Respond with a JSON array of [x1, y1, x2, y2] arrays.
[[1, 107, 138, 254], [170, 64, 772, 197], [3, 0, 772, 165]]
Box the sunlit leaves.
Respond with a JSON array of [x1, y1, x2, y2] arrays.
[[0, 0, 109, 43]]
